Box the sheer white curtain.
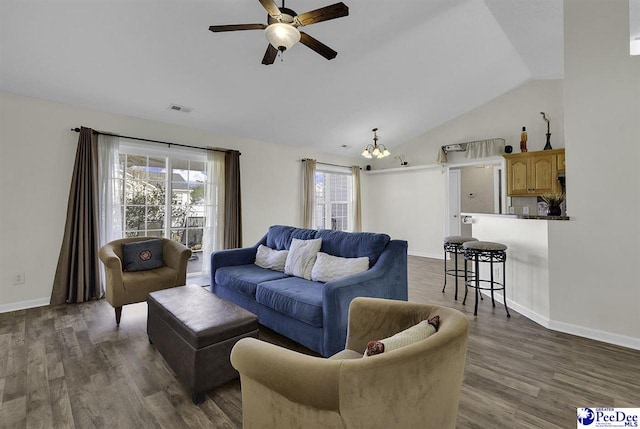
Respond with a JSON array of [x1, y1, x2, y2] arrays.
[[97, 134, 121, 292], [98, 134, 121, 247], [201, 150, 225, 273], [351, 166, 362, 232]]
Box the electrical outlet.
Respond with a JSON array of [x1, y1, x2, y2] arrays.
[[493, 265, 501, 278], [13, 273, 25, 285], [523, 206, 530, 215]]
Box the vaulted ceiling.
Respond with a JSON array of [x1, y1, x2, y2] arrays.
[[0, 0, 563, 156]]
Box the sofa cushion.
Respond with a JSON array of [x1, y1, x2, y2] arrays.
[[122, 239, 163, 272], [256, 277, 324, 328], [255, 245, 288, 272], [315, 229, 390, 267], [266, 225, 317, 251], [215, 264, 289, 297], [311, 252, 369, 283], [284, 238, 322, 280]]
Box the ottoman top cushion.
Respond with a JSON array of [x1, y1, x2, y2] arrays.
[[148, 285, 258, 349]]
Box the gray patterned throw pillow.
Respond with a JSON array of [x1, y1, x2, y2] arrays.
[[122, 239, 164, 272]]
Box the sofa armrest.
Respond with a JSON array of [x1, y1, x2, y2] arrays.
[[321, 240, 408, 356], [98, 243, 125, 305], [230, 338, 341, 411], [162, 240, 192, 285], [345, 297, 438, 353], [99, 243, 122, 271]]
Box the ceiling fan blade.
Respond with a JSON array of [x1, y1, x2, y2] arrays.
[[299, 32, 337, 60], [209, 24, 267, 32], [262, 44, 278, 65], [296, 2, 349, 27], [259, 0, 282, 18]]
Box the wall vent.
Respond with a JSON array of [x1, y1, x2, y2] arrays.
[[168, 104, 193, 113]]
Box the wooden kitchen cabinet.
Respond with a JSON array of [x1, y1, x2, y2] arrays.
[[557, 151, 565, 172], [504, 149, 565, 196]]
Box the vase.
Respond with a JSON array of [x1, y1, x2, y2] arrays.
[[547, 206, 561, 216], [543, 133, 553, 150]]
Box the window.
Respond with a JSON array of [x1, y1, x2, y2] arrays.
[[313, 169, 352, 231], [114, 142, 216, 275]]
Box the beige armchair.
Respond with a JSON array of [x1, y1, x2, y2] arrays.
[[98, 237, 191, 324], [230, 297, 469, 429]]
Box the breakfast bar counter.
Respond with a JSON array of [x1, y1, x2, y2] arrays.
[[460, 213, 568, 327]]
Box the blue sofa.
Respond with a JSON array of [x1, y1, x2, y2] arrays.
[[210, 225, 408, 357]]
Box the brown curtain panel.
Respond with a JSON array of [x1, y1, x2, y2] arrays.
[[302, 159, 316, 228], [51, 127, 102, 305], [224, 150, 242, 249]]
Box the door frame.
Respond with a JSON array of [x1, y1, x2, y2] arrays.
[[446, 169, 462, 237], [444, 157, 506, 237]]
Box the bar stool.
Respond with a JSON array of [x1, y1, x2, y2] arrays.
[[442, 236, 478, 300], [462, 241, 510, 317]]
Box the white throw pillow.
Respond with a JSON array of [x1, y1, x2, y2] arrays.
[[311, 252, 369, 283], [255, 245, 288, 272], [284, 238, 322, 280], [363, 316, 440, 357]]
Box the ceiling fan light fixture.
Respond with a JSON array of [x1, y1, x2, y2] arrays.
[[265, 23, 300, 51]]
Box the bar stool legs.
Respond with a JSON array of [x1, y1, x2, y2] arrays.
[[462, 241, 510, 318], [442, 236, 478, 301]]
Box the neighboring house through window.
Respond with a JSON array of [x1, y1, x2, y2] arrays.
[[314, 167, 353, 231], [114, 141, 217, 275]]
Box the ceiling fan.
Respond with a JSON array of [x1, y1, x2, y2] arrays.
[[209, 0, 349, 65]]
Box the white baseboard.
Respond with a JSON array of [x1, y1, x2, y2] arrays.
[[0, 297, 50, 314], [548, 319, 640, 351], [506, 297, 551, 328], [408, 251, 442, 259], [479, 290, 640, 351]]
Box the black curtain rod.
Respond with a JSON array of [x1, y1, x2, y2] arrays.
[[71, 127, 239, 155], [302, 159, 360, 170]]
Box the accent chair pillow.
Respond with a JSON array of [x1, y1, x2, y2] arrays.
[[364, 315, 440, 357], [284, 238, 322, 280], [122, 239, 164, 272], [255, 244, 289, 272], [310, 252, 369, 283]]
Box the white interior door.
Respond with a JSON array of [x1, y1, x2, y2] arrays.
[[448, 169, 461, 236]]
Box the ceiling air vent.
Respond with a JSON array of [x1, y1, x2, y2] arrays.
[[168, 104, 193, 113]]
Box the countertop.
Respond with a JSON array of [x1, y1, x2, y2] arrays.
[[461, 212, 570, 221]]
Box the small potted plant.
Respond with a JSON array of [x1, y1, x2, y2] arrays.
[[541, 192, 565, 216]]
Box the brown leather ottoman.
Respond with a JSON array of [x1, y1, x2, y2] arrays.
[[147, 285, 259, 404]]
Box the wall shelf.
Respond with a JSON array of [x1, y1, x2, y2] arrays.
[[363, 164, 442, 175]]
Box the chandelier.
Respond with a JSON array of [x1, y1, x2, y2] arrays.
[[361, 128, 390, 159]]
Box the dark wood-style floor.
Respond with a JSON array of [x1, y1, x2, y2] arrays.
[[1, 256, 639, 428]]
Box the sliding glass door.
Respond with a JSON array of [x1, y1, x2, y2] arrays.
[[115, 144, 213, 275]]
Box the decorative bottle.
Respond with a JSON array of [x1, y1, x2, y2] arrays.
[[520, 127, 528, 152]]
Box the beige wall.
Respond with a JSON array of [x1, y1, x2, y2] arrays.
[[547, 0, 640, 347], [458, 165, 496, 214], [362, 167, 445, 258], [0, 91, 357, 310]]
